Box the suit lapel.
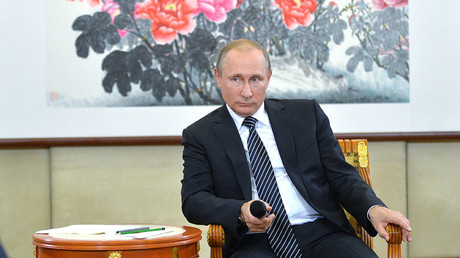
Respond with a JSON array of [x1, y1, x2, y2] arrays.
[[212, 106, 252, 200], [265, 100, 312, 201]]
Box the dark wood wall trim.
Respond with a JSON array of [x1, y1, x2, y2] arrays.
[[335, 131, 460, 142], [0, 136, 182, 148], [1, 132, 460, 148]]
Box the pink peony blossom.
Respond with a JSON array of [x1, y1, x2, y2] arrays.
[[67, 0, 100, 8], [135, 0, 197, 44], [274, 0, 318, 29], [194, 0, 237, 22], [372, 0, 408, 10]]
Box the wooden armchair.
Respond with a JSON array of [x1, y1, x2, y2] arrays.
[[207, 139, 402, 258]]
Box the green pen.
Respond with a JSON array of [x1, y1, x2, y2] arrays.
[[119, 227, 165, 235]]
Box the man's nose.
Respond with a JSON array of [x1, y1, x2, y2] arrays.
[[241, 82, 252, 98]]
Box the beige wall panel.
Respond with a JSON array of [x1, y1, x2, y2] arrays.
[[368, 141, 408, 258], [2, 141, 458, 258], [50, 145, 210, 257], [0, 149, 50, 258], [408, 142, 460, 257]]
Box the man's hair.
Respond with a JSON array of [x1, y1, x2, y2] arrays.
[[215, 39, 271, 75]]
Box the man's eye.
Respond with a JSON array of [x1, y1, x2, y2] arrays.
[[232, 78, 239, 82], [252, 78, 260, 82]]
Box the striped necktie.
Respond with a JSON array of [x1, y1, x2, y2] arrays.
[[243, 116, 302, 258]]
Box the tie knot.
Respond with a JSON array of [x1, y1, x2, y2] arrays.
[[243, 116, 257, 130]]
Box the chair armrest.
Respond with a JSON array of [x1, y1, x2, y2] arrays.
[[207, 223, 403, 258], [386, 223, 402, 258], [208, 224, 225, 258]]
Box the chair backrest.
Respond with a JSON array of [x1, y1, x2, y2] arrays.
[[337, 139, 373, 249], [337, 139, 402, 258]]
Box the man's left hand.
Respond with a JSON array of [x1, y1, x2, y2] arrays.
[[368, 206, 412, 242]]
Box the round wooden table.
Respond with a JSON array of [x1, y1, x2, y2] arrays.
[[33, 225, 202, 258]]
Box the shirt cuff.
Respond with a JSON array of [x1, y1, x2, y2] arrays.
[[367, 205, 382, 222]]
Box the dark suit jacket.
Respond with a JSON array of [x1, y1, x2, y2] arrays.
[[0, 242, 7, 258], [181, 99, 385, 256]]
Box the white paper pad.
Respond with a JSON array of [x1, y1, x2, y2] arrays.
[[36, 224, 185, 240]]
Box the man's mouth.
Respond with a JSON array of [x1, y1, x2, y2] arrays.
[[238, 102, 253, 106]]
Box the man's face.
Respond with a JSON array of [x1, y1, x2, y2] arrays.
[[214, 48, 272, 117]]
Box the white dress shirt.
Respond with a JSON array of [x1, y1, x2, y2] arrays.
[[226, 104, 322, 225]]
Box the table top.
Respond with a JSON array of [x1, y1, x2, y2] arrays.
[[33, 225, 202, 251]]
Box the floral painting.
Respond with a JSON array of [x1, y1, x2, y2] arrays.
[[48, 0, 409, 107]]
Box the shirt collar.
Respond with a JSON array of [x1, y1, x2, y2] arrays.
[[226, 103, 270, 129]]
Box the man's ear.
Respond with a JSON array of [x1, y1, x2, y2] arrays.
[[214, 67, 222, 88], [266, 70, 272, 89]]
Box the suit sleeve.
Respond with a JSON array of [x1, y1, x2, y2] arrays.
[[181, 128, 247, 237], [312, 100, 385, 236]]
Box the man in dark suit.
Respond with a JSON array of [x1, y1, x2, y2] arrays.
[[181, 39, 412, 257], [0, 242, 7, 258]]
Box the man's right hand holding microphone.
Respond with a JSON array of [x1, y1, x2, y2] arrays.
[[240, 200, 275, 232]]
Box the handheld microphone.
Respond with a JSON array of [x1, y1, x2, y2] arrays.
[[250, 200, 268, 218]]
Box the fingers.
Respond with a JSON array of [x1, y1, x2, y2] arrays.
[[264, 201, 272, 212], [246, 214, 275, 232], [387, 212, 413, 242], [376, 223, 390, 241], [402, 228, 413, 242], [240, 200, 274, 232], [379, 224, 413, 242], [399, 217, 412, 233]]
